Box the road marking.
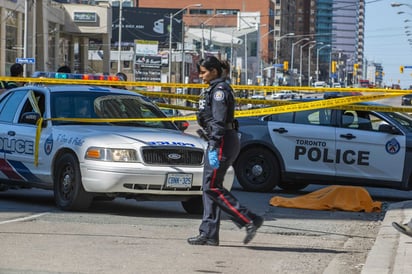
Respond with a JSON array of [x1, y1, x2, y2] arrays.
[[0, 212, 49, 225]]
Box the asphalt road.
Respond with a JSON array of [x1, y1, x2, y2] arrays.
[[1, 181, 412, 274]]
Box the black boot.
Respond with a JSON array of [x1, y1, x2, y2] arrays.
[[187, 234, 219, 246], [243, 215, 264, 245]]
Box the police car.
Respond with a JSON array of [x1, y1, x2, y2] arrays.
[[234, 100, 412, 192], [0, 73, 234, 213]]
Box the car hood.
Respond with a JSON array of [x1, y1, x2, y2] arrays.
[[52, 125, 206, 149]]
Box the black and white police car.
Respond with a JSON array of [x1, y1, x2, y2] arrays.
[[234, 100, 412, 192], [0, 72, 234, 213]]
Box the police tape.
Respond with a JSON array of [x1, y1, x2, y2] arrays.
[[234, 92, 404, 117], [1, 76, 411, 94], [5, 74, 410, 117]]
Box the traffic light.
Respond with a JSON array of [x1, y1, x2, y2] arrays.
[[400, 66, 404, 73], [283, 61, 288, 71], [331, 61, 337, 73], [353, 63, 359, 70]]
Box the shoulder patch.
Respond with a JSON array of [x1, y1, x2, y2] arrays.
[[213, 90, 225, 101]]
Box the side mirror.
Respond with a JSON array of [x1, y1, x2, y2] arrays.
[[20, 112, 46, 127], [378, 123, 400, 134], [175, 121, 189, 131]]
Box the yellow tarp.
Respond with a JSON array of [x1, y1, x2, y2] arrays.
[[269, 185, 381, 212]]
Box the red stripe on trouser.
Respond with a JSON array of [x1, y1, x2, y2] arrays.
[[209, 135, 250, 224], [211, 186, 251, 224]]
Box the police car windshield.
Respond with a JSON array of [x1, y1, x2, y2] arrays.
[[50, 92, 175, 129]]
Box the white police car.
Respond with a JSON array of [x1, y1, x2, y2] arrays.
[[234, 100, 412, 192], [0, 74, 234, 213]]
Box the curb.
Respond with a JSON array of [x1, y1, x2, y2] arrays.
[[362, 201, 412, 274]]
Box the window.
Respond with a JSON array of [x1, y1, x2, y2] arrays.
[[295, 109, 332, 126], [340, 110, 373, 131], [216, 9, 239, 15], [189, 9, 213, 15], [19, 91, 46, 123], [0, 90, 27, 123]]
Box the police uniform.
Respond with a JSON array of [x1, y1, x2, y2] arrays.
[[194, 77, 260, 243]]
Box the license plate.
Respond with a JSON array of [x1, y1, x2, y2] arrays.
[[166, 173, 193, 188]]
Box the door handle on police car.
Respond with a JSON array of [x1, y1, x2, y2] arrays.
[[272, 127, 288, 133], [340, 133, 356, 140], [7, 131, 15, 136]]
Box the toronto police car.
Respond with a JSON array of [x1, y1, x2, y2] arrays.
[[0, 73, 234, 213], [234, 100, 412, 192]]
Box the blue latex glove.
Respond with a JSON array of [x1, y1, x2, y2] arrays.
[[208, 149, 220, 169]]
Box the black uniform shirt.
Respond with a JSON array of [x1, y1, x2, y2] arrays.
[[197, 77, 235, 149]]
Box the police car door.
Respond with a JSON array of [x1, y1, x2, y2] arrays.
[[267, 108, 336, 176], [4, 89, 47, 185], [335, 110, 405, 181]]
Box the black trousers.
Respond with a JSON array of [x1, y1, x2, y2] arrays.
[[199, 129, 257, 241]]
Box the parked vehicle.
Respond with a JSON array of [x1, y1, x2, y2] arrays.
[[401, 94, 412, 106], [271, 90, 298, 100], [0, 74, 234, 213], [234, 99, 412, 193]]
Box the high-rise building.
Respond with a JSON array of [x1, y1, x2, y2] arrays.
[[332, 0, 365, 85]]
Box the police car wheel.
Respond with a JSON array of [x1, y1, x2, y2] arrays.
[[181, 196, 203, 214], [277, 181, 309, 192], [54, 153, 93, 211], [234, 147, 279, 192]]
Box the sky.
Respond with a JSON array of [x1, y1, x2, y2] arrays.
[[364, 0, 412, 89]]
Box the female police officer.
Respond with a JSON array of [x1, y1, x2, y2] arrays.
[[187, 56, 263, 246]]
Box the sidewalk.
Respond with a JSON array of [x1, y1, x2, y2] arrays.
[[362, 200, 412, 274]]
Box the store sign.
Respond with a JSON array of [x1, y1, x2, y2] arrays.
[[135, 40, 159, 55], [73, 12, 97, 23], [134, 55, 162, 82]]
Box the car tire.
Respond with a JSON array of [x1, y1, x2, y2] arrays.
[[234, 147, 279, 192], [277, 181, 309, 192], [54, 153, 93, 211], [181, 196, 203, 214]]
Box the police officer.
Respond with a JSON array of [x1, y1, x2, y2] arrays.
[[187, 56, 263, 246]]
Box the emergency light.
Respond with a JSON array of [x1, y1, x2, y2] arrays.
[[32, 71, 120, 81]]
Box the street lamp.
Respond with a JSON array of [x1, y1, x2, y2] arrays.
[[273, 32, 294, 85], [117, 0, 123, 73], [168, 4, 202, 83], [290, 37, 309, 84], [397, 11, 412, 15], [316, 44, 331, 82], [391, 2, 412, 9], [201, 13, 228, 58], [299, 40, 315, 86], [308, 42, 323, 86]]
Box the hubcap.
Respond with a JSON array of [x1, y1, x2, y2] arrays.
[[62, 173, 72, 194], [251, 164, 263, 177]]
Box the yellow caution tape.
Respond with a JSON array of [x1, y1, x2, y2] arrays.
[[1, 76, 411, 94], [234, 93, 403, 117]]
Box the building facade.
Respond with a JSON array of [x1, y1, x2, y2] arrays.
[[0, 0, 365, 87], [0, 0, 112, 76]]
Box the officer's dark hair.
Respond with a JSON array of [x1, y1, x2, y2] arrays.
[[116, 72, 127, 81], [221, 60, 230, 75], [57, 65, 71, 73], [10, 63, 23, 77], [197, 56, 223, 78]]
